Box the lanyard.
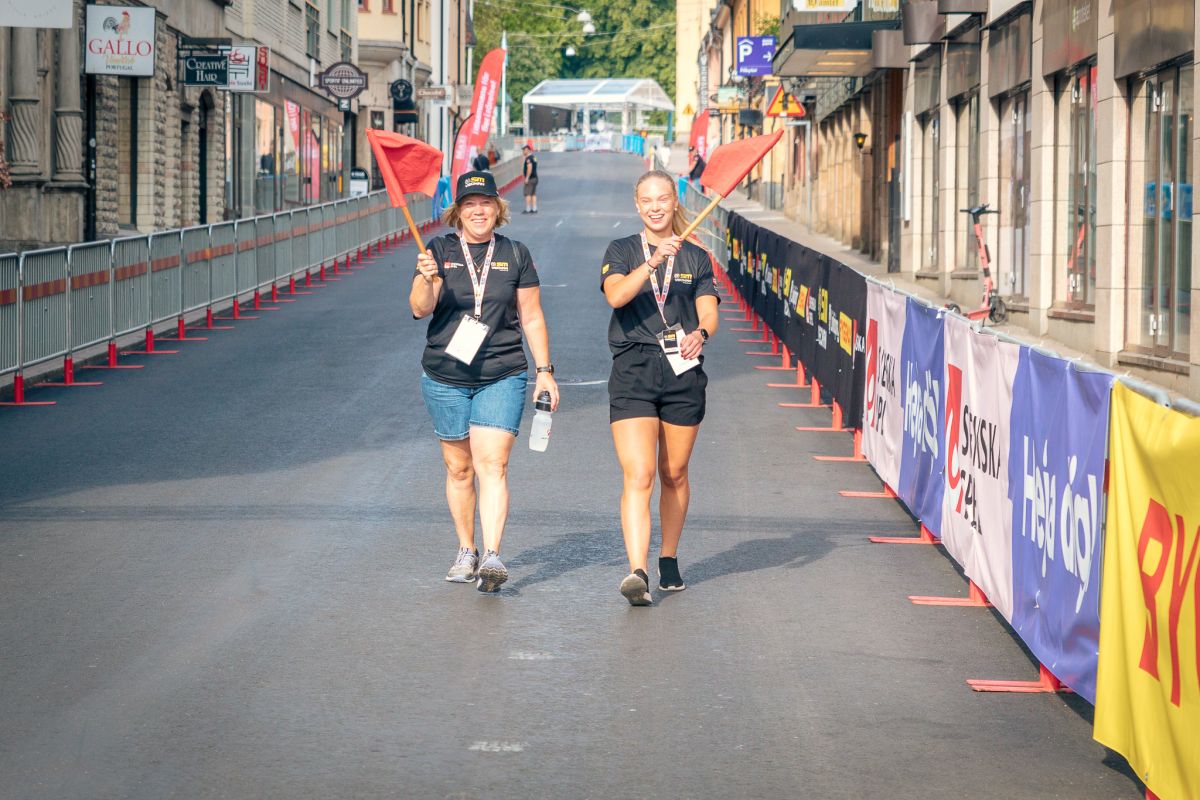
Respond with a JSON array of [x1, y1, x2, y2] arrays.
[[639, 231, 675, 326], [458, 235, 496, 319]]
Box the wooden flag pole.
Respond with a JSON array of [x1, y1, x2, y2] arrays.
[[400, 204, 427, 252], [680, 193, 725, 242]]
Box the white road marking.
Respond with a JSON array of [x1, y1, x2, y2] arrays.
[[509, 651, 557, 660], [541, 283, 568, 288], [612, 221, 620, 228], [468, 741, 527, 752], [555, 219, 563, 227]]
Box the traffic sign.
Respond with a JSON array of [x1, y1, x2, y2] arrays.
[[765, 86, 805, 118]]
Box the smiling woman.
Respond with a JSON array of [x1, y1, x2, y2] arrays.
[[599, 169, 721, 606], [409, 169, 559, 595]]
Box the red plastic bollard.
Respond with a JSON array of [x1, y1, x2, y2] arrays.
[[319, 262, 327, 281], [145, 328, 155, 353], [253, 290, 262, 310], [305, 271, 312, 288], [271, 284, 279, 303]]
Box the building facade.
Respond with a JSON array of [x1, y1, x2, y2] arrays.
[[697, 0, 1200, 398], [1, 0, 358, 252]]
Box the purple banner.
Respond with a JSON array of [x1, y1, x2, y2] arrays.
[[1007, 348, 1113, 703], [896, 299, 946, 536]]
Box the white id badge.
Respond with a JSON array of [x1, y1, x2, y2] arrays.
[[445, 314, 489, 365], [660, 325, 700, 376]]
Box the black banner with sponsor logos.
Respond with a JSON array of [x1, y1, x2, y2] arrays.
[[723, 210, 868, 427]]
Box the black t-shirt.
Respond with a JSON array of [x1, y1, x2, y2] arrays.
[[524, 154, 538, 180], [419, 232, 540, 386], [600, 235, 720, 355], [472, 153, 491, 171], [688, 156, 706, 181]]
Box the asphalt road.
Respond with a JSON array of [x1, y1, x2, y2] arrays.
[[0, 152, 1141, 799]]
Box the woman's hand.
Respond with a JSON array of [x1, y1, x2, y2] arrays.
[[652, 235, 683, 267], [415, 251, 439, 283], [679, 329, 705, 360], [534, 371, 560, 412]]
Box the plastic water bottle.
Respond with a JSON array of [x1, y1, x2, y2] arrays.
[[529, 390, 553, 452]]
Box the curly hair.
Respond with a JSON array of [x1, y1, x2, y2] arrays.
[[441, 196, 512, 230]]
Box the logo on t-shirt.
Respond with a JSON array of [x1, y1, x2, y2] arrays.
[[492, 261, 510, 271], [674, 273, 693, 283], [602, 263, 610, 274]]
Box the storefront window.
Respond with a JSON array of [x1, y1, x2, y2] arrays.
[[284, 100, 301, 205], [255, 99, 279, 213], [953, 93, 980, 271], [919, 113, 940, 271], [1126, 64, 1193, 358], [998, 91, 1031, 299], [305, 110, 320, 204], [1060, 65, 1097, 308]]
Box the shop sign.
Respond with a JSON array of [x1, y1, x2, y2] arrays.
[[792, 0, 859, 10], [318, 62, 368, 100], [181, 51, 228, 86], [0, 0, 72, 28], [85, 5, 155, 76], [223, 45, 270, 92]]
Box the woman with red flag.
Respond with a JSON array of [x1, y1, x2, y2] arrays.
[[411, 170, 559, 594], [600, 170, 721, 605]]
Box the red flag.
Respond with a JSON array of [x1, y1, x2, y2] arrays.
[[450, 114, 474, 184], [689, 109, 711, 160], [451, 48, 506, 186], [365, 128, 443, 208], [700, 129, 785, 197]]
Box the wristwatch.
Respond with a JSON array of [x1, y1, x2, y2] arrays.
[[536, 364, 555, 375], [698, 328, 710, 343]]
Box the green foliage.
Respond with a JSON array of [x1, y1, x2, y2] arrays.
[[754, 13, 780, 39], [474, 0, 675, 123]]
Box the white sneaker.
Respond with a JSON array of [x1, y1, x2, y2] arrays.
[[445, 548, 479, 583]]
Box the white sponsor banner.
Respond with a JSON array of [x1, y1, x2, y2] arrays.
[[862, 283, 906, 490], [0, 0, 71, 27], [85, 5, 155, 76], [939, 316, 1020, 620], [792, 0, 858, 10]]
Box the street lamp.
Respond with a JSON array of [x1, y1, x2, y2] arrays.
[[853, 132, 868, 151]]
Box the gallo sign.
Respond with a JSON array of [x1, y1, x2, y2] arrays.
[[85, 5, 156, 76]]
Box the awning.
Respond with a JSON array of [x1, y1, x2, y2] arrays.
[[773, 21, 900, 78]]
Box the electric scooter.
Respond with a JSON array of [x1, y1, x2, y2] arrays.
[[946, 203, 1009, 325]]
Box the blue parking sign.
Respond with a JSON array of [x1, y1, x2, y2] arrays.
[[736, 36, 776, 77]]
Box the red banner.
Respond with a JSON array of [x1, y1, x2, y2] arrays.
[[689, 109, 711, 160], [450, 48, 505, 186]]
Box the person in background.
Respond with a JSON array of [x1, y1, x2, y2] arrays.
[[599, 169, 720, 606], [472, 148, 491, 172], [487, 143, 500, 166], [687, 146, 706, 188], [411, 170, 559, 594], [522, 143, 539, 214]]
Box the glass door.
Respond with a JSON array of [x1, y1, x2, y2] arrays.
[[1130, 66, 1193, 357], [1065, 66, 1097, 308]]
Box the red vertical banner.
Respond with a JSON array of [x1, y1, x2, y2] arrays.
[[450, 48, 506, 187], [690, 109, 711, 160]]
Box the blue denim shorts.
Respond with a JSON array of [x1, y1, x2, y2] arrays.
[[420, 372, 528, 440]]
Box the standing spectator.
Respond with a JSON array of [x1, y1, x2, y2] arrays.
[[687, 146, 706, 187], [472, 148, 491, 172], [522, 143, 539, 214]]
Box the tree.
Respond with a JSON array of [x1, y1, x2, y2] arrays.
[[474, 0, 675, 124]]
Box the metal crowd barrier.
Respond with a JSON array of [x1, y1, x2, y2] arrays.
[[0, 189, 432, 399]]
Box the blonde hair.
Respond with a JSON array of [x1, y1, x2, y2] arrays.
[[635, 169, 691, 237], [441, 195, 512, 230]]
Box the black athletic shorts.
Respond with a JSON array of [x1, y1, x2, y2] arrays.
[[608, 344, 707, 426]]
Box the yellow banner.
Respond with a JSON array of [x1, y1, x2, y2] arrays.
[[1095, 383, 1200, 800], [839, 312, 853, 355]]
